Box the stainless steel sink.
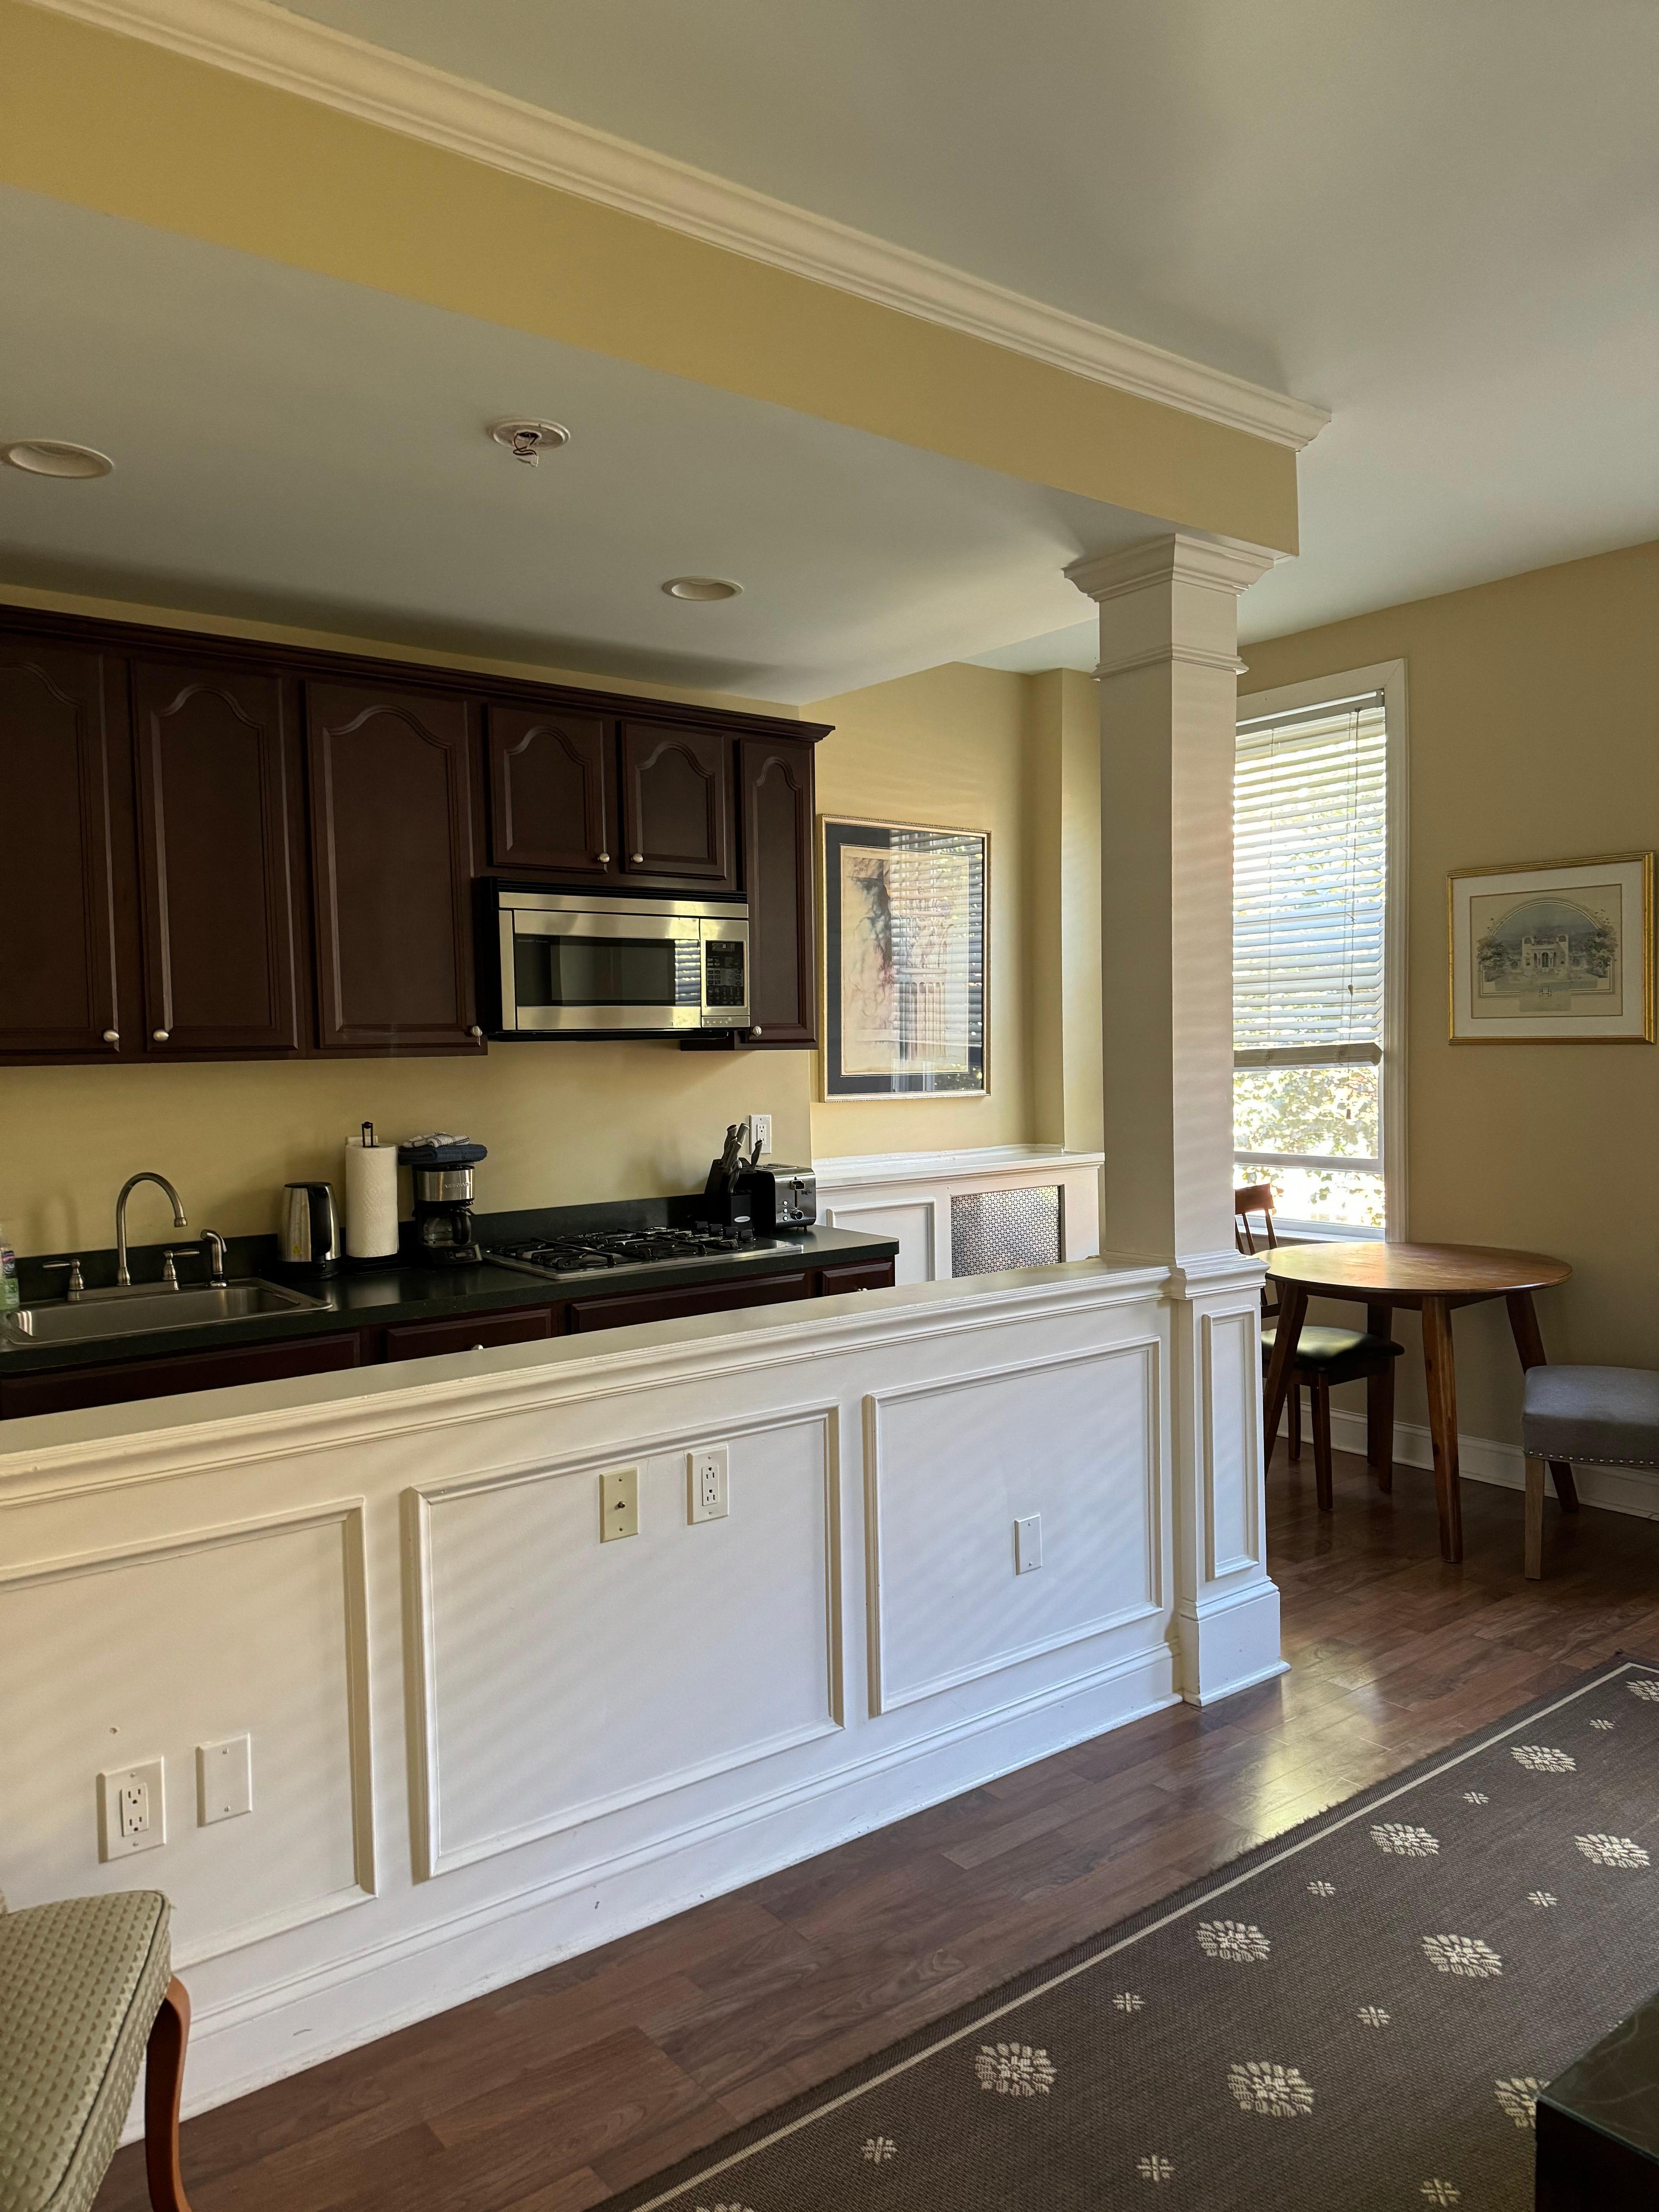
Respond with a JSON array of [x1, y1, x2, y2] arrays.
[[1, 1279, 326, 1350]]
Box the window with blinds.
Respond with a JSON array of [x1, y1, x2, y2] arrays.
[[1233, 690, 1389, 1230]]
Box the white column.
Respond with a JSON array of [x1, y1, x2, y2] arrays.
[[1066, 533, 1286, 1705]]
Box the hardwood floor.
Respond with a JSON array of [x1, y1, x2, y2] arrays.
[[95, 1446, 1659, 2212]]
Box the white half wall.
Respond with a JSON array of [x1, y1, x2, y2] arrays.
[[0, 1257, 1281, 2125]]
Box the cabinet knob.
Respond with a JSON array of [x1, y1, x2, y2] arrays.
[[631, 852, 644, 864], [152, 1029, 170, 1042], [597, 851, 610, 864], [468, 1025, 483, 1039], [471, 1343, 485, 1352], [751, 1025, 763, 1038], [102, 1029, 119, 1045]]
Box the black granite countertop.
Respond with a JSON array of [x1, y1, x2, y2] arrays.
[[0, 1212, 899, 1377]]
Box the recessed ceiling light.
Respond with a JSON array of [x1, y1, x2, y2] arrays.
[[662, 576, 743, 602], [489, 419, 570, 467], [3, 440, 115, 479]]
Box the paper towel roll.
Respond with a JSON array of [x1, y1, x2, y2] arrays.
[[345, 1139, 400, 1259]]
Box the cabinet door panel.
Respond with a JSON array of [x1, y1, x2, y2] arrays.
[[618, 721, 734, 887], [0, 1331, 361, 1421], [134, 662, 302, 1055], [487, 705, 615, 875], [306, 684, 483, 1053], [382, 1306, 555, 1362], [741, 738, 816, 1046], [817, 1260, 896, 1296], [0, 639, 124, 1058], [567, 1271, 809, 1333]]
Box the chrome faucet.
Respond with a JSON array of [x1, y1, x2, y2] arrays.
[[115, 1172, 187, 1287]]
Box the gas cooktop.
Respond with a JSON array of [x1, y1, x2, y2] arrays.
[[486, 1226, 787, 1283]]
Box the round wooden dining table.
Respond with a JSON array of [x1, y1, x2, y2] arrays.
[[1262, 1242, 1575, 1565]]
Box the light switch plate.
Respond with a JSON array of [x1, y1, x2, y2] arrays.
[[98, 1758, 165, 1860], [197, 1733, 253, 1825], [688, 1443, 730, 1523], [600, 1465, 639, 1541], [1015, 1514, 1043, 1574]]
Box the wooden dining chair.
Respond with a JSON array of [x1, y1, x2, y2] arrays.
[[1235, 1184, 1404, 1510]]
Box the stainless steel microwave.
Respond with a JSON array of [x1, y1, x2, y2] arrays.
[[493, 888, 750, 1036]]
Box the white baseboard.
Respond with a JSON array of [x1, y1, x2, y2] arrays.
[[1318, 1407, 1659, 1522], [163, 1643, 1177, 2125]]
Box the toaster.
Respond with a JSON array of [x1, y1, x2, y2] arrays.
[[739, 1163, 817, 1235]]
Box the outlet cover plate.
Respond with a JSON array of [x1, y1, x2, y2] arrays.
[[688, 1443, 730, 1523], [600, 1465, 639, 1541], [98, 1758, 165, 1860], [197, 1733, 253, 1825], [747, 1112, 772, 1158]]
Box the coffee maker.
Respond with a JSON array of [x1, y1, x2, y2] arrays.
[[397, 1136, 486, 1266]]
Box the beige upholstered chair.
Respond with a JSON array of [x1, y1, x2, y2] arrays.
[[0, 1888, 192, 2212], [1523, 1364, 1659, 1580]]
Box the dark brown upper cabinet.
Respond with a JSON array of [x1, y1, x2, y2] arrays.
[[0, 636, 127, 1060], [486, 704, 615, 877], [306, 684, 484, 1054], [619, 721, 735, 889], [741, 738, 817, 1048], [132, 662, 303, 1057]]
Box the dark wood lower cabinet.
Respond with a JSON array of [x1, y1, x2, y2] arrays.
[[0, 1260, 895, 1417], [817, 1260, 896, 1295], [0, 1331, 361, 1421], [381, 1306, 554, 1362], [567, 1271, 812, 1333]]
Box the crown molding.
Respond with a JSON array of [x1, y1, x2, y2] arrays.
[[24, 0, 1331, 453], [1066, 532, 1278, 605]]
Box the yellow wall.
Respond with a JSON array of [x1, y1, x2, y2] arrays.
[[0, 0, 1299, 551], [0, 584, 813, 1256], [0, 596, 1077, 1252], [809, 654, 1092, 1159], [1241, 540, 1659, 1446]]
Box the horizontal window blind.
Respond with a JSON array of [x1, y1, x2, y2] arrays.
[[1234, 693, 1386, 1064]]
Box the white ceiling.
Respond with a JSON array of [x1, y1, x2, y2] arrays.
[[275, 0, 1659, 654], [0, 189, 1153, 704]]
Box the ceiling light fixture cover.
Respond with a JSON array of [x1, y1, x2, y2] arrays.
[[662, 577, 743, 601], [489, 419, 570, 466], [3, 440, 115, 479]]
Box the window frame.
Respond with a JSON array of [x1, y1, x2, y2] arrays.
[[1233, 658, 1409, 1242]]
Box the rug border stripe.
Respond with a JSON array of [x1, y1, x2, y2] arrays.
[[613, 1654, 1659, 2212]]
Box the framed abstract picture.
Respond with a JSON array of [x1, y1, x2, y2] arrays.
[[820, 817, 988, 1099], [1447, 852, 1654, 1044]]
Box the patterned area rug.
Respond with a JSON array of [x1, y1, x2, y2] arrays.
[[607, 1656, 1659, 2212]]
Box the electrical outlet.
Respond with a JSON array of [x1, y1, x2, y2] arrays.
[[1015, 1514, 1043, 1575], [688, 1443, 730, 1523], [197, 1733, 253, 1825], [98, 1758, 165, 1860], [600, 1465, 639, 1541], [747, 1112, 773, 1158]]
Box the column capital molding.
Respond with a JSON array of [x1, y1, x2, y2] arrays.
[[1094, 642, 1248, 680], [1065, 531, 1278, 606]]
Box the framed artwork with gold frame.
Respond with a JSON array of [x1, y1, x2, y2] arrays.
[[1447, 852, 1654, 1044], [819, 816, 988, 1100]]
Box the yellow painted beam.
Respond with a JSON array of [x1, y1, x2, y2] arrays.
[[2, 1, 1298, 551]]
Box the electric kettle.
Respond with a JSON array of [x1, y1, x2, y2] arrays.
[[279, 1182, 342, 1275]]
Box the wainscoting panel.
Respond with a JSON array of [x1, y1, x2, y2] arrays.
[[820, 1197, 937, 1284], [410, 1410, 840, 1876], [0, 1503, 373, 1962], [865, 1340, 1161, 1714], [1201, 1307, 1262, 1580]]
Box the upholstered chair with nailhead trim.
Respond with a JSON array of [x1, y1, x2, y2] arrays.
[[0, 1887, 192, 2212]]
